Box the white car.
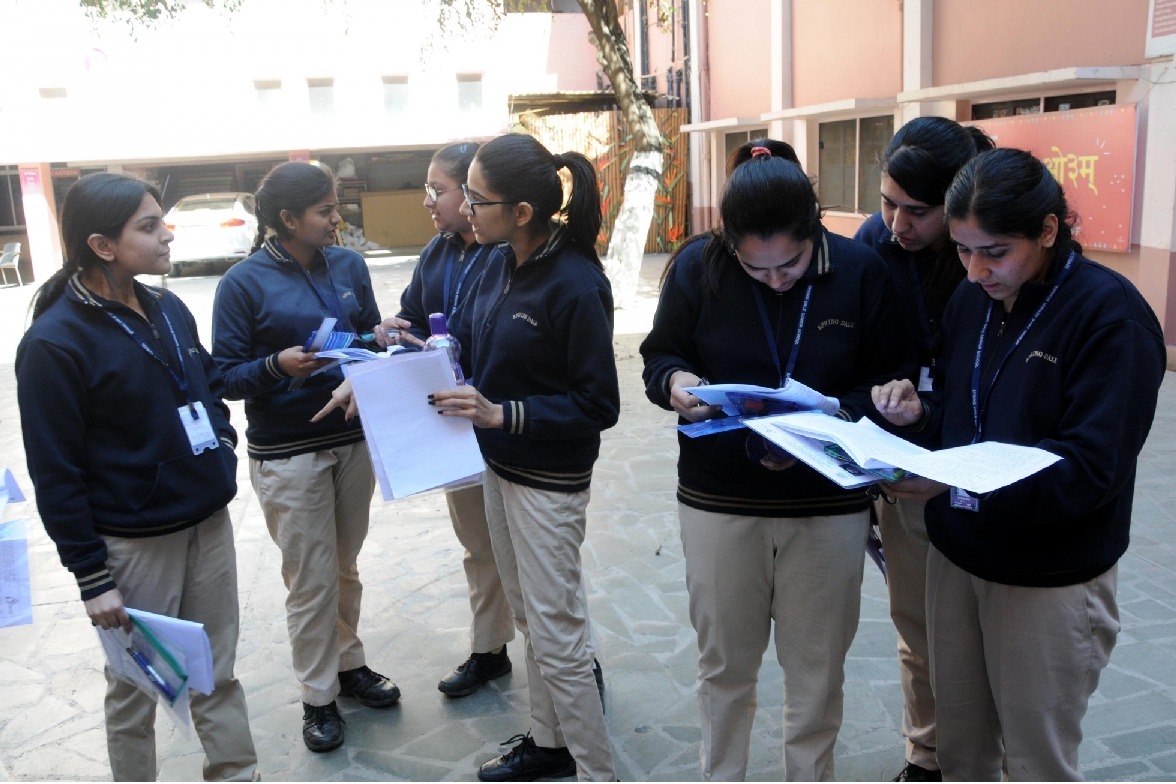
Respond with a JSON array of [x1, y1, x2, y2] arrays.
[[163, 192, 258, 274]]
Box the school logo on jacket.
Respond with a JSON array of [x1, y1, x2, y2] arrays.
[[512, 312, 539, 327], [817, 318, 855, 331], [1026, 350, 1058, 365]]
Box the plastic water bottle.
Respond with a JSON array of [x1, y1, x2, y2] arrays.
[[424, 312, 465, 385]]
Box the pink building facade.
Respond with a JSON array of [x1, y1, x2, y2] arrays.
[[632, 0, 1176, 360]]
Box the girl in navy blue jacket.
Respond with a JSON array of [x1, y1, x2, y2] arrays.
[[641, 140, 915, 781], [212, 162, 398, 754], [853, 117, 993, 784], [873, 149, 1166, 780], [17, 173, 257, 781], [430, 133, 619, 782]]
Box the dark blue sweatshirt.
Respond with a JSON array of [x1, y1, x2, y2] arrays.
[[211, 239, 382, 460], [641, 229, 917, 518], [17, 277, 237, 599], [467, 227, 620, 492], [396, 231, 498, 380], [923, 249, 1166, 586]]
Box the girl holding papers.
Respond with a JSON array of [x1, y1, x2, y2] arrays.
[[872, 148, 1166, 780], [16, 173, 258, 780], [640, 140, 915, 781], [429, 133, 619, 782], [853, 116, 993, 784], [212, 162, 399, 754]]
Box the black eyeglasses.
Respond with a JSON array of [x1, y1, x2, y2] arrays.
[[424, 183, 457, 202], [461, 183, 518, 216]]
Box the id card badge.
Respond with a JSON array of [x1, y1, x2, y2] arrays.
[[179, 402, 219, 455], [949, 485, 980, 512], [918, 366, 934, 392]]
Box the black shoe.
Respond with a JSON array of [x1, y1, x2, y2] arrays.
[[338, 665, 401, 708], [893, 762, 942, 782], [439, 648, 513, 698], [477, 733, 576, 782], [302, 701, 344, 753], [593, 657, 604, 713]]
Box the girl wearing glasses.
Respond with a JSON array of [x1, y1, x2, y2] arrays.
[[429, 133, 619, 782], [640, 140, 915, 781], [379, 142, 518, 699]]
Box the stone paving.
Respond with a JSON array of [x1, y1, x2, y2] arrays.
[[0, 254, 1174, 782]]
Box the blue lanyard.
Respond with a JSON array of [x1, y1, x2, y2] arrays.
[[443, 244, 487, 321], [299, 260, 344, 322], [752, 281, 813, 387], [969, 250, 1076, 442], [103, 306, 198, 417]]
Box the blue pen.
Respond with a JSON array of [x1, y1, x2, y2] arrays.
[[127, 646, 178, 702]]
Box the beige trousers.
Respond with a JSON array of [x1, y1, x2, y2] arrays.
[[445, 483, 515, 654], [102, 508, 258, 782], [679, 505, 868, 782], [482, 470, 615, 781], [250, 442, 375, 706], [927, 546, 1119, 781], [876, 497, 938, 770]]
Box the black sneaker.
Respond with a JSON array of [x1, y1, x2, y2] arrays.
[[477, 733, 576, 782], [893, 762, 942, 782], [593, 658, 605, 713], [439, 647, 513, 698], [302, 701, 344, 753], [338, 665, 401, 708]]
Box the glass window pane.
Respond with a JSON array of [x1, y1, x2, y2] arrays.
[[457, 75, 482, 112], [818, 120, 855, 212], [857, 115, 893, 213]]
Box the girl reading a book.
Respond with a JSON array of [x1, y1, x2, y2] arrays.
[[211, 161, 398, 754], [16, 172, 258, 781], [872, 148, 1165, 780], [640, 140, 916, 781]]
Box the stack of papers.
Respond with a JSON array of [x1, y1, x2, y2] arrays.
[[744, 412, 1062, 493], [346, 349, 484, 501]]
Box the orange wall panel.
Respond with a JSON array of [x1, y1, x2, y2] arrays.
[[706, 0, 773, 118], [934, 0, 1148, 85], [793, 0, 903, 105]]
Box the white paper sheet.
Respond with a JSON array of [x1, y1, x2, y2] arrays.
[[0, 519, 33, 628], [346, 350, 485, 501], [746, 412, 1062, 494]]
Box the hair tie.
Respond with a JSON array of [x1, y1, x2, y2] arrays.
[[750, 146, 772, 159], [552, 153, 566, 169]]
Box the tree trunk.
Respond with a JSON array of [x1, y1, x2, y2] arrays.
[[577, 0, 666, 310]]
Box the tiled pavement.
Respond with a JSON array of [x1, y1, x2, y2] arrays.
[[1, 254, 1174, 781]]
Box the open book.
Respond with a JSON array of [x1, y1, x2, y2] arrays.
[[744, 411, 1062, 494]]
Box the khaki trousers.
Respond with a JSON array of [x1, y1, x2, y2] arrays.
[[250, 442, 375, 706], [679, 505, 868, 782], [927, 546, 1119, 781], [103, 508, 258, 782], [876, 497, 938, 770], [445, 483, 515, 654], [482, 470, 616, 781]]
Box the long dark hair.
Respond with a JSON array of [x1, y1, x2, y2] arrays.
[[251, 161, 336, 253], [945, 147, 1080, 257], [30, 172, 162, 322], [879, 117, 994, 316], [662, 139, 817, 294], [472, 133, 603, 265]]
